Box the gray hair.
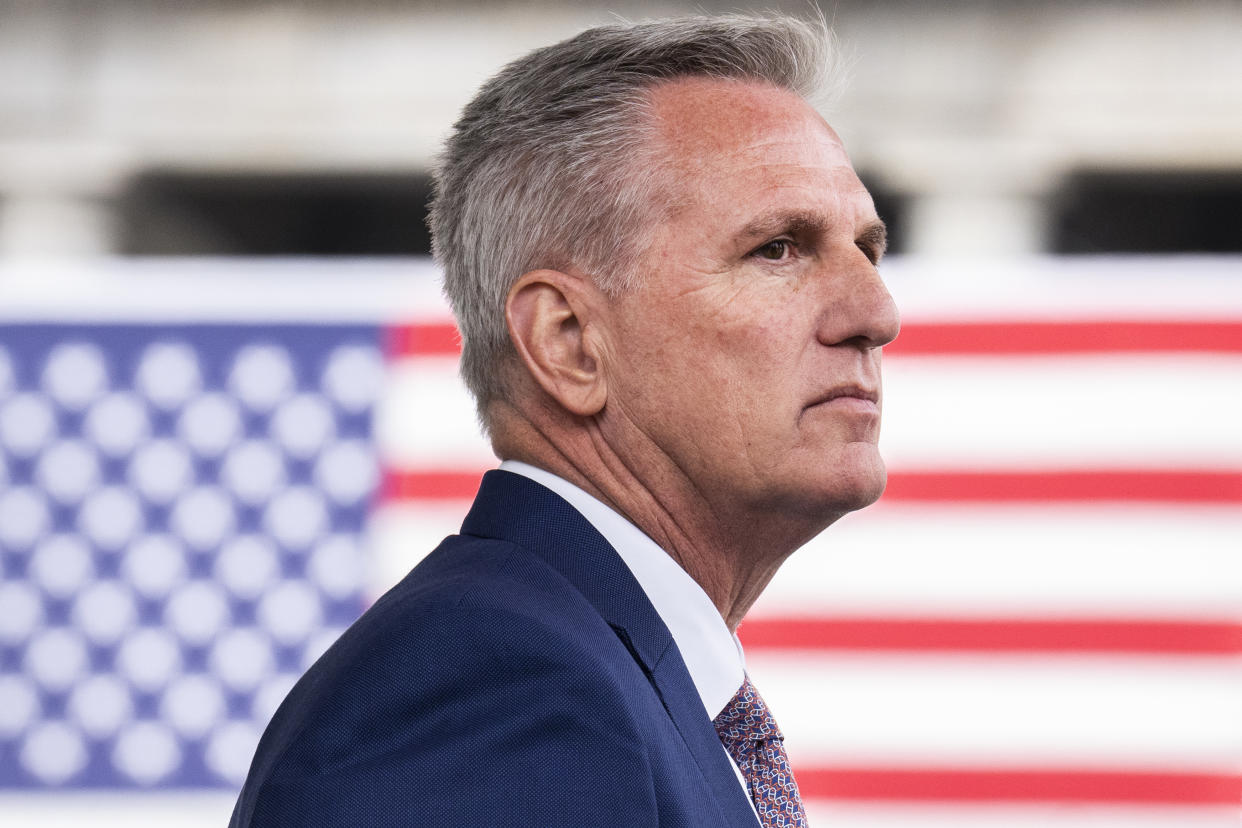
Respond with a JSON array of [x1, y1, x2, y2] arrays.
[[429, 14, 834, 427]]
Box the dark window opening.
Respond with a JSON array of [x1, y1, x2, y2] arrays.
[[858, 173, 906, 256], [118, 171, 433, 255], [1052, 170, 1242, 254], [117, 169, 907, 258]]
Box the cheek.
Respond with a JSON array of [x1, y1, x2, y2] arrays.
[[621, 287, 808, 412], [710, 311, 805, 390]]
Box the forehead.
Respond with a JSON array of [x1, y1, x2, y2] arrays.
[[648, 76, 841, 153], [644, 76, 866, 216]]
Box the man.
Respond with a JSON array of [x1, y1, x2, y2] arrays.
[[230, 14, 898, 827]]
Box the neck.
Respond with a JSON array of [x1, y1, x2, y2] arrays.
[[489, 400, 837, 631]]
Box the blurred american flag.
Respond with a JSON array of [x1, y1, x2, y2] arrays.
[[0, 257, 1240, 827]]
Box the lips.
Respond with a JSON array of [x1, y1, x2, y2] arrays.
[[808, 384, 879, 408]]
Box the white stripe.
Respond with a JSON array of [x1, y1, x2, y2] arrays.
[[747, 653, 1242, 766], [0, 259, 449, 323], [372, 502, 1242, 618], [804, 803, 1242, 828], [752, 503, 1242, 618], [881, 355, 1242, 469], [0, 793, 236, 828], [374, 357, 493, 468], [882, 255, 1242, 319], [377, 354, 1242, 469], [3, 257, 1241, 320]]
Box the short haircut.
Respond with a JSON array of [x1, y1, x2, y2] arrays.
[[429, 14, 834, 427]]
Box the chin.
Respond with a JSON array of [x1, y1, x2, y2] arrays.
[[842, 464, 888, 510], [801, 446, 888, 515], [750, 455, 886, 553]]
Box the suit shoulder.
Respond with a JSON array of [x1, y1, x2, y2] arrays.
[[343, 531, 616, 655], [233, 539, 661, 825], [232, 533, 661, 826]]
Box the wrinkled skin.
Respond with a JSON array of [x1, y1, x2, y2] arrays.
[[497, 76, 900, 628]]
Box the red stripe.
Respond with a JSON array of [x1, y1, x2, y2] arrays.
[[386, 322, 460, 357], [381, 469, 1242, 504], [797, 766, 1242, 804], [882, 470, 1242, 503], [387, 320, 1242, 358], [885, 320, 1242, 356], [380, 469, 483, 501], [739, 617, 1242, 655]]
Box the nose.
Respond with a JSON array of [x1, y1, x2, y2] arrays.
[[816, 257, 901, 350]]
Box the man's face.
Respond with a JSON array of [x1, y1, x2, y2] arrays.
[[601, 77, 900, 530]]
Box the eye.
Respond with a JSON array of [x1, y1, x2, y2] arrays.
[[753, 239, 792, 261], [857, 242, 881, 265]]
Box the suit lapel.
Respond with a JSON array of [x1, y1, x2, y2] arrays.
[[645, 626, 762, 826], [461, 470, 758, 826]]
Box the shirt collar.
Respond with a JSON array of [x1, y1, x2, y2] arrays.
[[499, 460, 745, 718]]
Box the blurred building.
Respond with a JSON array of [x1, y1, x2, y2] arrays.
[[1, 0, 1240, 259]]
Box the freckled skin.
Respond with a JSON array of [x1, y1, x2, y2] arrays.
[[496, 76, 900, 629]]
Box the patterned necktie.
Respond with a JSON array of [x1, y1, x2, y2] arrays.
[[713, 675, 809, 827]]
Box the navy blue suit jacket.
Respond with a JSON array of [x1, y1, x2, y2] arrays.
[[229, 469, 760, 826]]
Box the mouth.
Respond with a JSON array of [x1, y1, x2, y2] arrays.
[[807, 384, 879, 409]]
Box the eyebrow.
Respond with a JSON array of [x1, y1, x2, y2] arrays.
[[733, 210, 829, 249]]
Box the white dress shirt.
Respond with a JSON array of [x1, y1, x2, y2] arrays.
[[499, 461, 755, 805]]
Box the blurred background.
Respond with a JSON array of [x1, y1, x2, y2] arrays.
[[0, 1, 1239, 826]]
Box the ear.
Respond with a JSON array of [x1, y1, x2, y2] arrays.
[[505, 269, 607, 417]]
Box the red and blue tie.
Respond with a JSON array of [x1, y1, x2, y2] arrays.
[[713, 676, 809, 827]]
